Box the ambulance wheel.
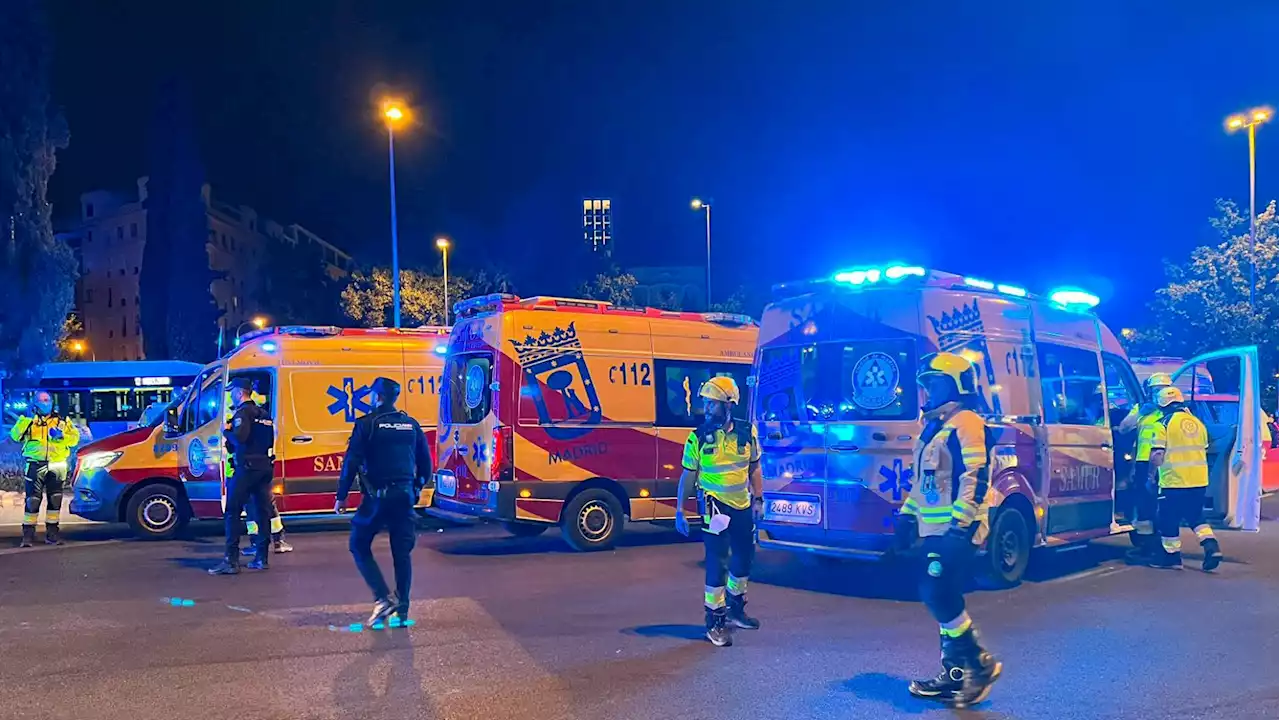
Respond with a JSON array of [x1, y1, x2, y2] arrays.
[[983, 506, 1031, 587], [502, 521, 549, 538], [126, 484, 188, 541], [561, 488, 623, 552]]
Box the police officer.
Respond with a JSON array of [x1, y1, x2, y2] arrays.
[[335, 377, 432, 628], [8, 390, 80, 547], [209, 378, 275, 575], [1148, 386, 1222, 571], [674, 376, 763, 648], [1124, 373, 1173, 561], [896, 353, 1001, 707]]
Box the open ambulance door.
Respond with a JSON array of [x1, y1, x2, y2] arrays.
[[1173, 346, 1262, 531]]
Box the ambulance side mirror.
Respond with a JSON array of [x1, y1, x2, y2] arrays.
[[163, 407, 181, 437]]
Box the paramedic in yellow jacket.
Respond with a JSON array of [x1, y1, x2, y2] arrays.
[[8, 391, 80, 548], [1147, 386, 1221, 572], [895, 353, 1001, 707], [1124, 373, 1173, 561], [674, 376, 763, 648]]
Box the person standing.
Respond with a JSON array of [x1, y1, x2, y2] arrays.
[[8, 391, 80, 547], [1125, 373, 1173, 561], [335, 377, 432, 628], [1147, 386, 1221, 572], [897, 353, 1001, 707], [675, 376, 763, 647], [242, 499, 293, 556], [208, 379, 275, 575]]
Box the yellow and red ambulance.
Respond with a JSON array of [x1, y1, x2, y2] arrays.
[[432, 294, 758, 551], [69, 325, 449, 539]]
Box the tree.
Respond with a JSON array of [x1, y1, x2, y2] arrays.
[[1129, 199, 1279, 408], [341, 267, 471, 328], [141, 78, 220, 362], [54, 314, 84, 361], [578, 267, 638, 306], [255, 237, 344, 326], [0, 0, 76, 378]]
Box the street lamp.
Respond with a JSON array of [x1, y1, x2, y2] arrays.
[[1225, 106, 1273, 306], [436, 236, 451, 326], [234, 315, 269, 345], [382, 98, 409, 328], [69, 339, 87, 360], [691, 198, 712, 309]]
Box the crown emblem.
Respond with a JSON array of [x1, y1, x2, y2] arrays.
[[509, 322, 582, 365], [927, 300, 984, 351]]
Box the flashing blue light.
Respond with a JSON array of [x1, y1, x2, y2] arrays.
[[261, 341, 279, 354], [885, 265, 926, 280], [997, 284, 1028, 297], [964, 277, 995, 291], [833, 269, 870, 285], [1049, 287, 1100, 309], [432, 344, 448, 356]]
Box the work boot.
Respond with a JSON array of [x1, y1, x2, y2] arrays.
[[45, 523, 62, 546], [1124, 534, 1155, 563], [246, 544, 270, 570], [19, 525, 35, 548], [1200, 538, 1223, 573], [208, 558, 240, 576], [367, 596, 398, 628], [272, 533, 294, 553], [726, 594, 761, 630], [704, 607, 732, 647], [958, 629, 1002, 707], [240, 543, 259, 558], [1148, 550, 1183, 570], [909, 635, 967, 704]]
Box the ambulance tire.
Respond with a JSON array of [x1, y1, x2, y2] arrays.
[[502, 521, 550, 538], [981, 505, 1031, 588], [125, 484, 189, 541], [561, 488, 624, 552]]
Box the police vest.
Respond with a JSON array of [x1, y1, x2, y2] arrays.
[[359, 409, 421, 489], [682, 422, 759, 511], [1156, 410, 1209, 489]]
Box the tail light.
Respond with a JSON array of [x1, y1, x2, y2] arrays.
[[492, 426, 514, 482], [425, 429, 438, 470]]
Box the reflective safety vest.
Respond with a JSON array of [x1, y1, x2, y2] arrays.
[[681, 422, 759, 510], [8, 413, 80, 464], [901, 403, 991, 545], [1151, 409, 1209, 488], [1134, 406, 1164, 462]]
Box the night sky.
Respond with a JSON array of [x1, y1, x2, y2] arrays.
[[46, 1, 1278, 326]]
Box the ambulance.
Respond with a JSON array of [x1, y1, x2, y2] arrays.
[[69, 325, 449, 540], [432, 294, 758, 551], [751, 265, 1262, 585]]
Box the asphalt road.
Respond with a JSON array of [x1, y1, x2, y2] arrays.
[[0, 503, 1276, 720]]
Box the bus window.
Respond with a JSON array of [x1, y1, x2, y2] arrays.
[[655, 359, 751, 427], [1038, 343, 1105, 426], [756, 340, 917, 423]]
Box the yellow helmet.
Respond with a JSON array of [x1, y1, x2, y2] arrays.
[[1144, 372, 1173, 390], [1156, 386, 1185, 408], [700, 376, 741, 405], [917, 352, 978, 395]]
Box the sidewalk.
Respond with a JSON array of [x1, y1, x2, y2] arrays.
[[0, 491, 99, 527]]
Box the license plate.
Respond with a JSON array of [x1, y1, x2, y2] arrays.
[[436, 473, 456, 497], [764, 495, 821, 525]]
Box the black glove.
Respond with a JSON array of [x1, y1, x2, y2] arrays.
[[893, 513, 918, 551]]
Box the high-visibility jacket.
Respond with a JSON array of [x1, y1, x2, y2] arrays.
[[901, 402, 990, 545], [8, 412, 80, 464], [1134, 404, 1165, 462], [681, 421, 759, 511], [1150, 409, 1209, 489]]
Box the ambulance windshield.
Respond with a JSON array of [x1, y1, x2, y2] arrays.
[[754, 339, 918, 423], [443, 352, 493, 425]]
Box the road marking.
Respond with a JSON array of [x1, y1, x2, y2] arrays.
[[1040, 564, 1131, 585]]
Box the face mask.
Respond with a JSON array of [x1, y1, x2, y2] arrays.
[[706, 501, 731, 534], [34, 397, 53, 415]]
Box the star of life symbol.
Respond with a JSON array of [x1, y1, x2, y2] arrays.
[[878, 458, 914, 502], [326, 378, 372, 423]]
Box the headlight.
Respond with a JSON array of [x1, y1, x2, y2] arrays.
[[78, 451, 122, 470]]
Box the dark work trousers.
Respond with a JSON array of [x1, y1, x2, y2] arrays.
[[702, 494, 756, 608], [918, 533, 975, 624], [1156, 485, 1214, 554], [1131, 461, 1156, 535], [24, 461, 67, 526], [349, 487, 417, 609], [224, 464, 273, 562]]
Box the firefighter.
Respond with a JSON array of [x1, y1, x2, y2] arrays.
[[1148, 386, 1221, 572], [1125, 373, 1173, 561], [8, 390, 80, 547], [674, 375, 763, 648], [896, 353, 1001, 707], [208, 378, 275, 575], [335, 377, 432, 628]]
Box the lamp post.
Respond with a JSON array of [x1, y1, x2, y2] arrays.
[[382, 100, 409, 328], [1226, 107, 1273, 306], [234, 315, 269, 345], [436, 236, 451, 326], [691, 198, 712, 309]]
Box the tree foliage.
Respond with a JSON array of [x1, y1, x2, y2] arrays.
[[0, 0, 76, 377], [341, 267, 472, 328], [255, 237, 344, 326], [141, 78, 220, 362], [578, 267, 638, 306], [1129, 199, 1279, 408]]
